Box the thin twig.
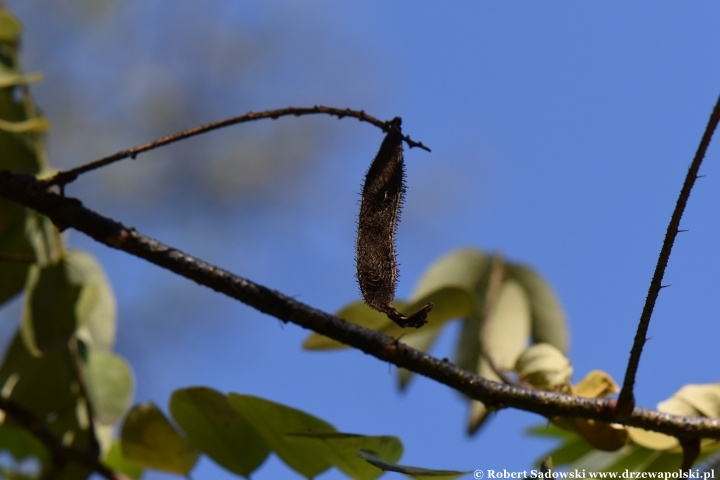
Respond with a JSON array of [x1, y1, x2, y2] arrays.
[[0, 394, 119, 480], [41, 106, 431, 189], [3, 171, 720, 439], [616, 94, 720, 418]]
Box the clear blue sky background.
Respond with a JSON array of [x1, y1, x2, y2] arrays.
[[4, 2, 720, 479]]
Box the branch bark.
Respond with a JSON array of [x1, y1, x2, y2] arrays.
[[2, 170, 720, 440], [616, 93, 720, 417]]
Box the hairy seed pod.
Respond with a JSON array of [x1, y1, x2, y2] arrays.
[[355, 117, 433, 328]]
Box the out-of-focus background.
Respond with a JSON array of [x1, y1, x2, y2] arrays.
[[2, 2, 720, 478]]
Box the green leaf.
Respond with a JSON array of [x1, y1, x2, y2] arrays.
[[103, 442, 143, 480], [227, 393, 334, 478], [67, 250, 117, 351], [121, 402, 200, 475], [21, 260, 82, 355], [482, 280, 532, 370], [85, 351, 133, 425], [24, 210, 62, 266], [506, 263, 568, 353], [0, 11, 22, 41], [357, 450, 469, 479], [170, 387, 270, 478], [514, 343, 572, 390], [0, 332, 77, 423], [21, 250, 116, 355], [287, 431, 403, 480], [0, 424, 49, 464], [0, 202, 33, 306], [409, 248, 489, 301]]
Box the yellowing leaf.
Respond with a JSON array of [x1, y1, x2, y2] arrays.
[[627, 428, 678, 451], [573, 420, 628, 452], [573, 371, 618, 398], [121, 403, 199, 475], [515, 343, 572, 390], [673, 383, 720, 418]]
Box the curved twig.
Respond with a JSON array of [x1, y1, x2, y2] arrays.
[[41, 106, 431, 190], [2, 170, 720, 440], [616, 94, 720, 418]]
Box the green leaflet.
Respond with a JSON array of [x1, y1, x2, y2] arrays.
[[21, 250, 116, 355], [287, 432, 402, 480], [506, 262, 568, 354], [357, 450, 469, 479], [0, 10, 21, 41], [85, 351, 133, 425], [0, 424, 49, 464], [102, 442, 143, 480], [170, 387, 270, 478], [228, 393, 335, 479], [121, 402, 200, 475], [0, 200, 34, 306]]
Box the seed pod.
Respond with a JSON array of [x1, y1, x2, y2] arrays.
[[355, 117, 433, 328]]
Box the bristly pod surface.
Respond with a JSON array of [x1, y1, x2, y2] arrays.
[[355, 117, 433, 328]]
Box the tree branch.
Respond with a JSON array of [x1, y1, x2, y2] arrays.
[[2, 171, 720, 440], [616, 94, 720, 417], [0, 394, 119, 480], [41, 106, 431, 190]]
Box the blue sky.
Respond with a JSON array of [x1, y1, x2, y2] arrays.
[[4, 2, 720, 479]]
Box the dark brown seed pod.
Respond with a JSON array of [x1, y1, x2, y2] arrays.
[[355, 117, 433, 328]]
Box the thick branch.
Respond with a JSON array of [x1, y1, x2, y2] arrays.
[[2, 172, 720, 440], [616, 94, 720, 416], [0, 395, 119, 480], [42, 106, 431, 189]]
